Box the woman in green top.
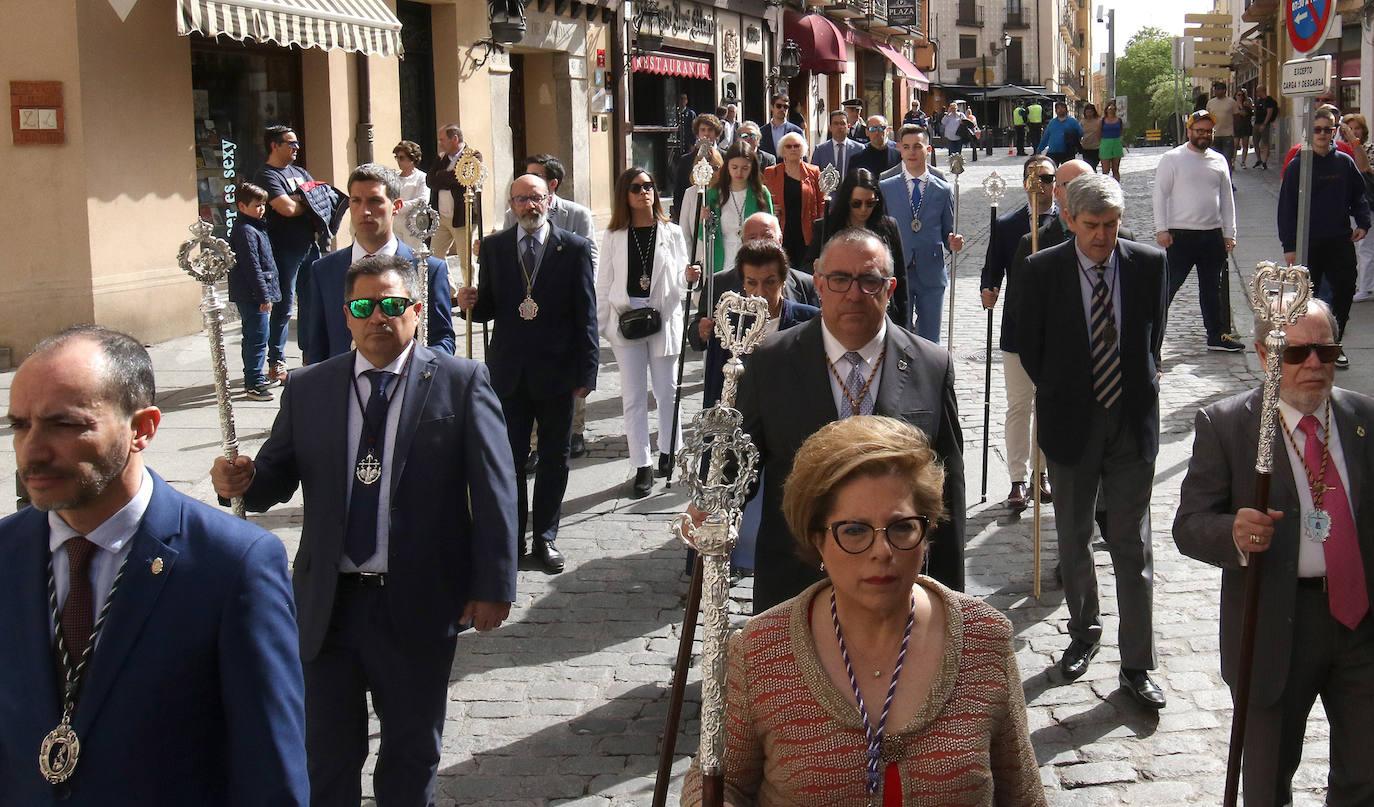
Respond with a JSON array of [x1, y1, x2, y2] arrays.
[[1098, 101, 1125, 182], [680, 141, 774, 273]]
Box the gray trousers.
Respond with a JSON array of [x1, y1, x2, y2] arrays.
[[1240, 591, 1374, 807], [1045, 403, 1158, 670]]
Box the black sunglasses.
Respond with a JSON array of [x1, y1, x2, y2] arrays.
[[1034, 174, 1056, 185], [774, 103, 789, 109], [347, 296, 414, 319], [827, 516, 930, 554], [1313, 126, 1336, 134], [850, 199, 879, 209], [629, 181, 655, 193], [1281, 343, 1341, 364]]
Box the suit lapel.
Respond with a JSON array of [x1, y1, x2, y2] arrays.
[[7, 510, 63, 722], [795, 321, 839, 422], [534, 226, 563, 292], [875, 326, 914, 416], [389, 344, 439, 498], [1058, 242, 1091, 348], [1331, 390, 1365, 509], [324, 357, 353, 510], [73, 481, 180, 737]]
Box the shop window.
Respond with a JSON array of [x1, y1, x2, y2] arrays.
[[190, 37, 304, 238]]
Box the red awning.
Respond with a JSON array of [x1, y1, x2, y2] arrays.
[[631, 54, 711, 80], [877, 43, 929, 90], [783, 10, 848, 74]]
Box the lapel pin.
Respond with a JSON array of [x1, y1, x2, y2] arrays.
[[1358, 425, 1367, 438], [150, 557, 164, 575], [421, 370, 433, 380], [897, 358, 909, 372], [556, 245, 564, 252]]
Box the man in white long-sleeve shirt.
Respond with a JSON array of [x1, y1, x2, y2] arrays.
[[1152, 110, 1244, 352]]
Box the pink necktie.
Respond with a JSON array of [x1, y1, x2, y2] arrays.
[[1299, 415, 1369, 629]]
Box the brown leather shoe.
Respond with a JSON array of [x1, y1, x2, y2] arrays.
[[1038, 473, 1053, 504], [1005, 482, 1029, 512]]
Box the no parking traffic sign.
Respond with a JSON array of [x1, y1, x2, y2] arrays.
[[1286, 0, 1337, 56]]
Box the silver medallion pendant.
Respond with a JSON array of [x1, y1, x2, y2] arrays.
[[519, 295, 539, 321], [355, 452, 382, 486], [39, 720, 80, 784], [910, 219, 922, 233], [639, 274, 651, 291], [1305, 508, 1332, 543]]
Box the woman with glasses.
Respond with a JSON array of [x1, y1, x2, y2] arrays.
[[1099, 102, 1125, 181], [802, 169, 910, 328], [681, 416, 1044, 807], [763, 132, 825, 269], [596, 168, 692, 498], [392, 141, 430, 251], [677, 141, 774, 278]]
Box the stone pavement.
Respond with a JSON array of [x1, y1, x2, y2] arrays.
[[1, 147, 1368, 805]]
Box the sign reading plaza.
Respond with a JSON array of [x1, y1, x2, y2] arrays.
[[1280, 56, 1333, 97]]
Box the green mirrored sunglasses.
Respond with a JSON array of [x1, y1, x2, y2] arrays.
[[346, 296, 413, 319]]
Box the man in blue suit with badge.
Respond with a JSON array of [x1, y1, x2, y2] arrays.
[[879, 125, 965, 342], [810, 110, 864, 178], [457, 174, 598, 575], [304, 163, 455, 365], [1, 325, 307, 805], [212, 255, 518, 806]]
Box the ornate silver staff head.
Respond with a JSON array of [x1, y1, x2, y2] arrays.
[[711, 291, 772, 361], [948, 153, 965, 175], [1249, 261, 1313, 475], [982, 171, 1006, 205], [404, 200, 440, 242], [819, 163, 841, 196], [673, 408, 760, 549], [177, 220, 235, 285], [690, 156, 715, 190]]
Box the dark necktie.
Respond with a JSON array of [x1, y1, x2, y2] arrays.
[[344, 370, 396, 566], [61, 536, 98, 663], [1298, 415, 1369, 628], [523, 236, 540, 277], [1090, 264, 1122, 408]]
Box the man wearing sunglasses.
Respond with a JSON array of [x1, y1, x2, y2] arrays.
[[254, 125, 322, 372], [212, 254, 518, 806], [303, 163, 455, 365], [1175, 298, 1374, 805], [1278, 107, 1371, 369], [850, 115, 901, 178], [760, 94, 804, 159], [718, 227, 966, 613], [735, 123, 778, 168]]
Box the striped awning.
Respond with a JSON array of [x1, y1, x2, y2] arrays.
[[177, 0, 403, 57]]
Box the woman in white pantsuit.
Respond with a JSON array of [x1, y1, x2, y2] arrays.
[[597, 167, 692, 498]]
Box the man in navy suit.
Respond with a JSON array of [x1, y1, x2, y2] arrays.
[[213, 256, 518, 805], [879, 126, 966, 342], [304, 163, 454, 365], [1, 325, 307, 805], [759, 93, 805, 158], [811, 110, 865, 178], [457, 174, 598, 574]]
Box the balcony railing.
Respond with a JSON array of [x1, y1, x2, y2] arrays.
[[956, 3, 984, 26], [1005, 10, 1029, 28], [1059, 69, 1082, 94]]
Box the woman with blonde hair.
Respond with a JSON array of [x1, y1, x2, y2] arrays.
[[762, 131, 825, 268], [682, 416, 1044, 806], [678, 141, 774, 275], [596, 167, 692, 497]]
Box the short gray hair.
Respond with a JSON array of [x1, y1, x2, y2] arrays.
[[817, 227, 894, 278], [345, 254, 420, 299], [778, 131, 808, 154], [348, 163, 402, 202], [1254, 296, 1338, 343], [738, 121, 761, 135], [1064, 173, 1124, 218]]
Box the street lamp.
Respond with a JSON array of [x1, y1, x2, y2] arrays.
[[768, 39, 801, 93], [471, 0, 526, 67], [633, 0, 668, 55]]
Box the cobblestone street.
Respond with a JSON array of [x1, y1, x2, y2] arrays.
[[3, 146, 1365, 805]]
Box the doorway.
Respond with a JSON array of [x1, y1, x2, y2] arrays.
[[397, 1, 436, 168]]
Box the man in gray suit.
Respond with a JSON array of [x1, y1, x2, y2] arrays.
[[504, 154, 597, 458], [211, 255, 518, 805], [1174, 298, 1374, 806]]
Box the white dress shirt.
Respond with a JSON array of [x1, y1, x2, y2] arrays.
[[1074, 243, 1124, 355], [342, 341, 415, 572], [1151, 144, 1237, 239], [49, 467, 154, 629], [902, 165, 931, 217], [820, 319, 887, 416], [1277, 398, 1354, 578], [436, 146, 465, 222], [518, 220, 551, 278], [351, 234, 399, 264]]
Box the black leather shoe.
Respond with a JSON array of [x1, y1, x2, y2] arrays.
[[524, 449, 538, 476], [656, 452, 674, 478], [1059, 639, 1100, 680], [532, 541, 565, 574], [1119, 668, 1166, 710], [1006, 482, 1029, 512], [631, 466, 654, 498], [1038, 473, 1053, 504], [569, 433, 586, 458]]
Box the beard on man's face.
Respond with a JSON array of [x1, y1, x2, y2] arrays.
[[22, 439, 129, 514]]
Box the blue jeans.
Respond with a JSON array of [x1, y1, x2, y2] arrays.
[[236, 302, 270, 388], [947, 140, 964, 155], [269, 240, 320, 363]]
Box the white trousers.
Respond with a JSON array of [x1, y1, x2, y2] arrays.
[[1357, 232, 1374, 296], [1003, 351, 1043, 483], [612, 341, 681, 469]]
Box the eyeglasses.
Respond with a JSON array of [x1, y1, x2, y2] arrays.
[[827, 516, 930, 554], [820, 272, 889, 295], [1281, 343, 1342, 364], [347, 296, 414, 319], [774, 103, 789, 109], [512, 194, 549, 205], [1313, 126, 1337, 134], [629, 181, 655, 194], [1034, 174, 1056, 185], [867, 125, 886, 132], [739, 132, 758, 140], [849, 199, 879, 209]]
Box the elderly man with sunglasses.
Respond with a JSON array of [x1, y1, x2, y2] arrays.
[[720, 227, 966, 613], [1175, 298, 1374, 806]]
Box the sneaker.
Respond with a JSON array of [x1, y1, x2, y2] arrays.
[[1207, 336, 1246, 353], [1354, 290, 1374, 303], [1336, 348, 1350, 370], [267, 361, 287, 384], [244, 385, 274, 401]]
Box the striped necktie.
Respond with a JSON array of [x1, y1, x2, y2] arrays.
[[1090, 264, 1122, 408]]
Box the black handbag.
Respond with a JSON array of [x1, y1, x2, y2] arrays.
[[618, 306, 662, 340]]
